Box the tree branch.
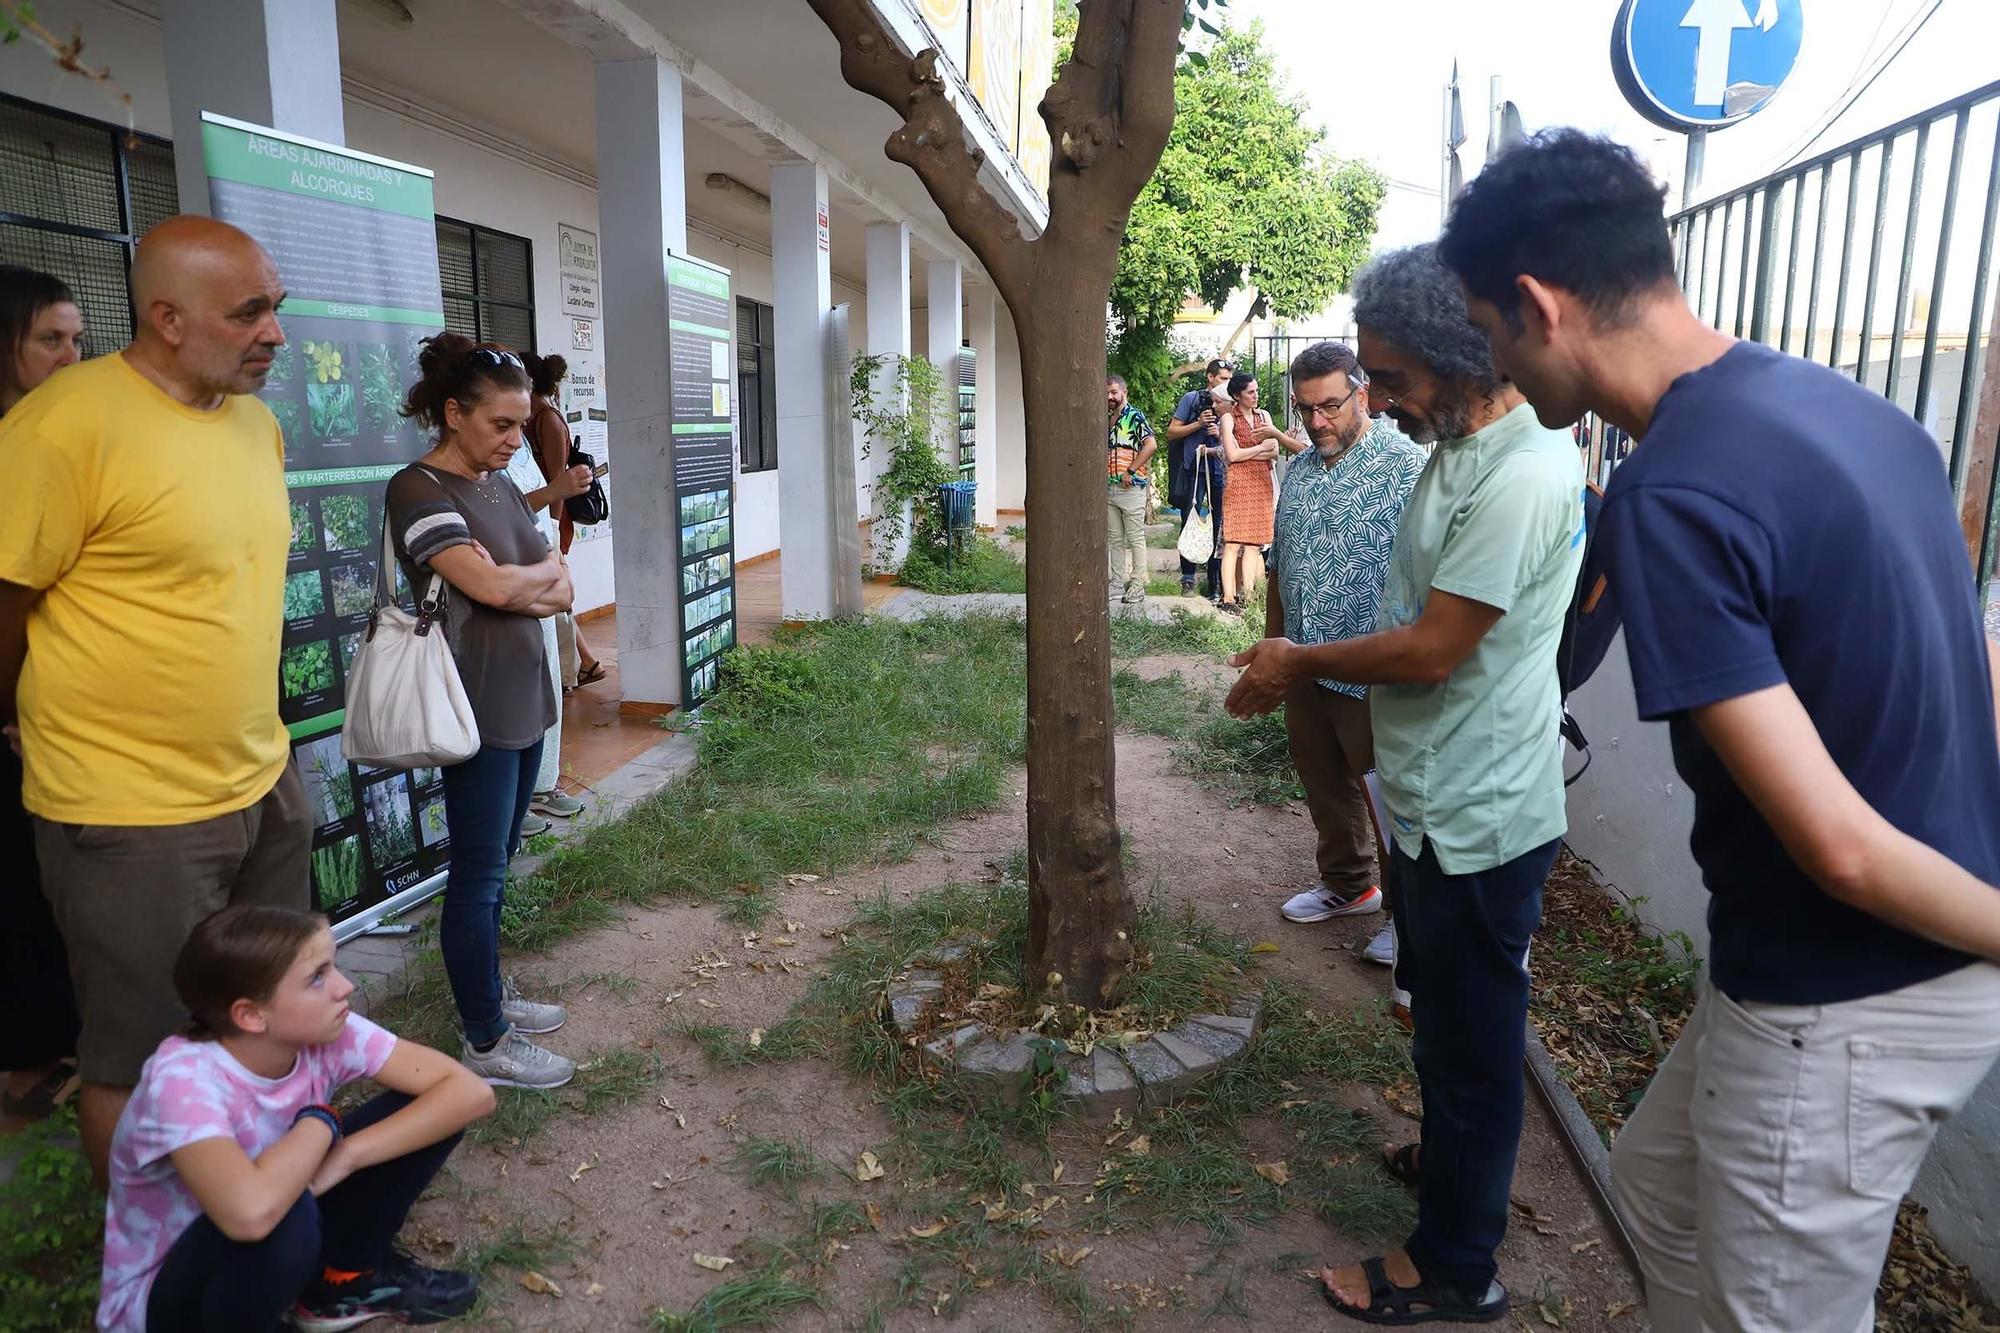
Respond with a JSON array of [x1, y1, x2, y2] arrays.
[[803, 0, 1033, 311]]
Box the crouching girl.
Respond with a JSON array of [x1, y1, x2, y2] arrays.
[[97, 905, 495, 1331]]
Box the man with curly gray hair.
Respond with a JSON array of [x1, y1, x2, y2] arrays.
[[1225, 242, 1584, 1325]]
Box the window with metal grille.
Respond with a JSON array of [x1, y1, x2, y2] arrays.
[[957, 345, 976, 479], [435, 217, 535, 353], [0, 93, 176, 350], [736, 297, 778, 473]]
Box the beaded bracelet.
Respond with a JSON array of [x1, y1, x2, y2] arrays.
[[294, 1103, 343, 1143]]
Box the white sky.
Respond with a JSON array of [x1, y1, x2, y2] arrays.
[[1229, 0, 2000, 252]]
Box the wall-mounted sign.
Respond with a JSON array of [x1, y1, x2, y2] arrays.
[[1611, 0, 1803, 131], [817, 202, 830, 253], [561, 273, 600, 320], [200, 112, 447, 928], [666, 252, 738, 710], [557, 221, 599, 278], [571, 317, 594, 351]]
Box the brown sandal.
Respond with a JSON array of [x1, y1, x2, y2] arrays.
[[574, 660, 608, 687]]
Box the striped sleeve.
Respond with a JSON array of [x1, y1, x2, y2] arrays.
[[385, 468, 471, 568]]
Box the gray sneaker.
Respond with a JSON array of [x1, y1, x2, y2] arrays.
[[500, 976, 566, 1034], [461, 1029, 575, 1089], [530, 789, 585, 818], [517, 814, 553, 839]]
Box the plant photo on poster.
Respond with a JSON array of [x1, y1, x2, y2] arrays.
[[355, 343, 403, 436], [416, 793, 448, 849], [320, 494, 372, 553], [283, 569, 325, 625], [305, 340, 358, 442], [684, 619, 734, 669], [682, 551, 731, 597], [299, 732, 357, 828], [313, 834, 364, 913], [282, 640, 335, 700], [680, 516, 732, 557], [289, 499, 314, 558], [690, 658, 718, 700], [363, 776, 417, 869], [329, 561, 375, 618], [684, 586, 732, 633], [678, 488, 731, 526]]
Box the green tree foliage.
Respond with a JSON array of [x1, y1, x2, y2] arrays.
[[1099, 20, 1385, 442]]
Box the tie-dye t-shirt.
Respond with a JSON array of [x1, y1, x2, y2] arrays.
[[98, 1016, 398, 1331]]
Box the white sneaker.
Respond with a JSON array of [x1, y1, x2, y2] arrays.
[[460, 1029, 575, 1089], [1362, 923, 1397, 967], [1279, 884, 1383, 923], [500, 976, 566, 1035]]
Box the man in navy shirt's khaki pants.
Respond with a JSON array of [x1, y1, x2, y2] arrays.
[[1445, 131, 2000, 1333]]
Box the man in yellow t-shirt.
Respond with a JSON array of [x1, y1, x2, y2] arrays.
[[0, 216, 307, 1180]]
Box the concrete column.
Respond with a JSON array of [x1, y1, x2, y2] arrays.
[[594, 56, 690, 706], [160, 0, 346, 213], [967, 284, 999, 528], [863, 222, 912, 522], [927, 258, 964, 416], [772, 161, 838, 620]]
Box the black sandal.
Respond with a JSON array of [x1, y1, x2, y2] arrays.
[[575, 660, 608, 687], [1321, 1257, 1508, 1326], [1384, 1142, 1421, 1187]]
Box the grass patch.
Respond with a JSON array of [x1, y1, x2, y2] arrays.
[[1146, 525, 1181, 548], [735, 1137, 823, 1190], [1114, 670, 1303, 807], [453, 1214, 581, 1277], [651, 1261, 822, 1332], [0, 1108, 103, 1332], [897, 535, 1027, 594]]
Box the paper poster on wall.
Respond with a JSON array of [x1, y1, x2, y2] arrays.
[[667, 252, 738, 710], [200, 112, 447, 927], [558, 221, 608, 546]]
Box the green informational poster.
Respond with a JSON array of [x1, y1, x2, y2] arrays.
[[201, 112, 448, 925], [667, 253, 738, 709]]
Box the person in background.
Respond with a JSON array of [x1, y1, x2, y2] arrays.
[[1105, 374, 1157, 605], [98, 905, 493, 1331], [509, 352, 595, 833], [1216, 371, 1290, 615], [1444, 127, 2000, 1333], [387, 335, 576, 1091], [1267, 342, 1425, 946], [0, 265, 85, 1130], [1166, 358, 1232, 597], [1226, 244, 1584, 1325], [0, 218, 310, 1181], [523, 353, 607, 691]]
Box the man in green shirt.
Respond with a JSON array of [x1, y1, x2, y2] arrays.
[[1226, 244, 1584, 1326]]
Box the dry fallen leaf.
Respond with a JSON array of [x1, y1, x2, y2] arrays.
[[863, 1201, 885, 1230], [1571, 1238, 1602, 1254], [1051, 1161, 1065, 1184], [692, 1253, 735, 1272], [748, 1028, 764, 1049], [783, 873, 820, 886], [907, 1221, 949, 1239], [856, 1151, 886, 1182], [584, 1282, 605, 1298], [696, 998, 719, 1009], [1048, 1244, 1094, 1268], [568, 1156, 597, 1183], [1253, 1161, 1291, 1187], [519, 1271, 562, 1297], [1248, 940, 1281, 954], [1125, 1135, 1152, 1157], [1606, 1301, 1638, 1318]]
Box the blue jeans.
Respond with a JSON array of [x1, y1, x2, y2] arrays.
[[440, 739, 542, 1046], [1388, 835, 1559, 1297], [146, 1092, 462, 1331]]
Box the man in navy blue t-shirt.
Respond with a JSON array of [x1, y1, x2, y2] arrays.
[[1443, 129, 2000, 1332], [1165, 358, 1231, 597]]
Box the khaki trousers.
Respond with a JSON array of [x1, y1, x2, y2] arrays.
[[1106, 483, 1149, 598], [1283, 679, 1378, 899]]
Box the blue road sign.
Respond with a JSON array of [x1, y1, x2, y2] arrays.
[[1611, 0, 1805, 131]]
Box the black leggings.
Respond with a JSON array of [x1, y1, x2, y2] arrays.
[[144, 1092, 460, 1332]]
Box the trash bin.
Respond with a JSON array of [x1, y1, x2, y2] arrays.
[[936, 479, 977, 570]]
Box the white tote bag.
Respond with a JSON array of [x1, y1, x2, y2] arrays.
[[340, 505, 480, 769], [1176, 451, 1216, 566]]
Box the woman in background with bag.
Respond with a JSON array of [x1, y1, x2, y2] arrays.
[[523, 353, 607, 690], [383, 334, 576, 1091]]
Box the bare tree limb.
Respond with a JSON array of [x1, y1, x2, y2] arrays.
[[803, 0, 1032, 310]]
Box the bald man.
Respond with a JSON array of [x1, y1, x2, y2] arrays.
[[0, 215, 309, 1179]]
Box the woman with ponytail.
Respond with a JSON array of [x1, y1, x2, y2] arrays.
[[383, 334, 578, 1091]]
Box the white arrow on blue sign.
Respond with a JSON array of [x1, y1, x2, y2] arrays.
[[1611, 0, 1804, 131]]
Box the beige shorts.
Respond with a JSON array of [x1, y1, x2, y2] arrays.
[[33, 762, 312, 1084]]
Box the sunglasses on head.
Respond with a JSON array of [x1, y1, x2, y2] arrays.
[[472, 347, 524, 370]]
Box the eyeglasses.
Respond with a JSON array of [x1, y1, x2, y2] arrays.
[[1293, 379, 1365, 423], [472, 347, 524, 370]]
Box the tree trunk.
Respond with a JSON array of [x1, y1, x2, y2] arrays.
[[1019, 282, 1135, 1008]]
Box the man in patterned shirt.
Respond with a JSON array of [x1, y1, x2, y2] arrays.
[[1269, 342, 1425, 934], [1105, 374, 1157, 604]]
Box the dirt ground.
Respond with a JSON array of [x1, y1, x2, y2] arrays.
[[400, 658, 1646, 1331]]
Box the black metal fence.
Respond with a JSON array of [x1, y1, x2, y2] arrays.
[[1247, 330, 1359, 431], [1665, 78, 2000, 589]]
